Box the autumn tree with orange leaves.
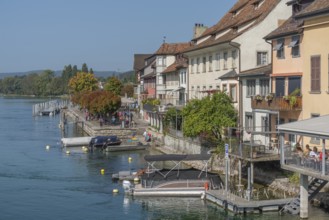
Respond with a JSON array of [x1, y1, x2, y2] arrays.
[[69, 72, 121, 116]]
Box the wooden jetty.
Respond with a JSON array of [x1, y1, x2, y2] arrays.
[[206, 189, 291, 214], [32, 99, 69, 116], [105, 142, 149, 152]]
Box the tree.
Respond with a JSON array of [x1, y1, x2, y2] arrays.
[[89, 68, 94, 74], [81, 63, 88, 73], [71, 90, 121, 116], [120, 84, 134, 97], [104, 76, 123, 96], [68, 71, 98, 94], [182, 92, 237, 150]]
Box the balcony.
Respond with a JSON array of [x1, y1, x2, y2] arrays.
[[251, 96, 302, 111]]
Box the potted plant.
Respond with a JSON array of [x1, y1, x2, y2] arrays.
[[283, 95, 290, 101], [255, 94, 263, 101], [289, 88, 301, 107], [266, 93, 274, 101]]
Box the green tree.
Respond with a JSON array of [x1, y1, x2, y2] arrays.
[[89, 68, 94, 74], [81, 63, 88, 73], [104, 76, 123, 96], [120, 84, 134, 97], [68, 71, 98, 94], [72, 65, 78, 76], [182, 92, 237, 149]]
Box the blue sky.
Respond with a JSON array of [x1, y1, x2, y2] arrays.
[[0, 0, 235, 73]]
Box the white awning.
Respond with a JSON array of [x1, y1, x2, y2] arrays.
[[277, 115, 329, 138], [172, 87, 184, 92], [288, 39, 299, 47], [273, 43, 283, 51]]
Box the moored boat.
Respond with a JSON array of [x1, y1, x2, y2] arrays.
[[89, 135, 122, 150]]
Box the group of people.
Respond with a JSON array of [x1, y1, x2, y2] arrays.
[[295, 144, 328, 163], [143, 130, 152, 142]]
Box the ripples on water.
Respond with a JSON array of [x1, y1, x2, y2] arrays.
[[0, 97, 328, 220]]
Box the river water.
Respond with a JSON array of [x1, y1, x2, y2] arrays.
[[0, 97, 328, 220]]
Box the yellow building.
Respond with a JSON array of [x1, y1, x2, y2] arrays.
[[296, 0, 329, 147]]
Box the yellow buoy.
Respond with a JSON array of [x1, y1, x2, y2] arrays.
[[134, 177, 140, 182], [100, 169, 105, 175], [113, 189, 119, 193], [128, 157, 132, 163], [66, 150, 70, 154]]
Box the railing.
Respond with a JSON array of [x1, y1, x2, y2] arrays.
[[283, 145, 329, 176], [251, 96, 302, 111], [229, 141, 279, 160]]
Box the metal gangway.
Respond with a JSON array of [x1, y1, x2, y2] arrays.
[[280, 178, 328, 215]]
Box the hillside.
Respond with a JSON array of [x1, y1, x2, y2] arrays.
[[0, 70, 131, 79]]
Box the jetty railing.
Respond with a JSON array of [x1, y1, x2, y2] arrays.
[[32, 99, 70, 116]]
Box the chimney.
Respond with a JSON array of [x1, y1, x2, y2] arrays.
[[193, 23, 208, 39]]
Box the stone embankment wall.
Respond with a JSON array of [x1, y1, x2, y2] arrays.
[[62, 109, 135, 139]]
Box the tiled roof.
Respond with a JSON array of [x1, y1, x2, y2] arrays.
[[141, 72, 156, 79], [296, 0, 329, 19], [264, 17, 303, 40], [162, 62, 177, 74], [186, 0, 281, 52], [239, 64, 272, 77], [155, 43, 192, 55], [133, 54, 152, 71], [162, 57, 188, 74], [218, 69, 238, 79]]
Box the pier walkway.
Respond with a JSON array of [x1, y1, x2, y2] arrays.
[[206, 189, 291, 214]]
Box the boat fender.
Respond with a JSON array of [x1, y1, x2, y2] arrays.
[[113, 189, 119, 194], [100, 169, 105, 175], [201, 192, 206, 200]]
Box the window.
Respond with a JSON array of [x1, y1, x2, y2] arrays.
[[223, 52, 228, 69], [257, 52, 268, 66], [196, 58, 200, 73], [261, 116, 269, 132], [246, 79, 256, 97], [288, 77, 301, 95], [232, 50, 237, 68], [222, 84, 227, 93], [202, 57, 206, 72], [203, 85, 207, 91], [275, 77, 285, 96], [190, 58, 194, 73], [216, 84, 220, 91], [259, 79, 269, 96], [288, 119, 297, 144], [311, 55, 321, 92], [230, 84, 237, 102], [215, 53, 220, 70], [289, 35, 300, 57], [245, 112, 253, 132], [310, 114, 320, 144], [209, 55, 213, 71], [275, 38, 285, 59], [157, 57, 163, 66]]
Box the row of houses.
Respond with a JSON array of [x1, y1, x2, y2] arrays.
[[133, 1, 329, 217], [134, 0, 329, 150]]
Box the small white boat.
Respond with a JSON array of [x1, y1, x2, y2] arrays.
[[61, 136, 93, 147]]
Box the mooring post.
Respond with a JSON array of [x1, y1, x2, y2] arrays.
[[247, 167, 251, 201]]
